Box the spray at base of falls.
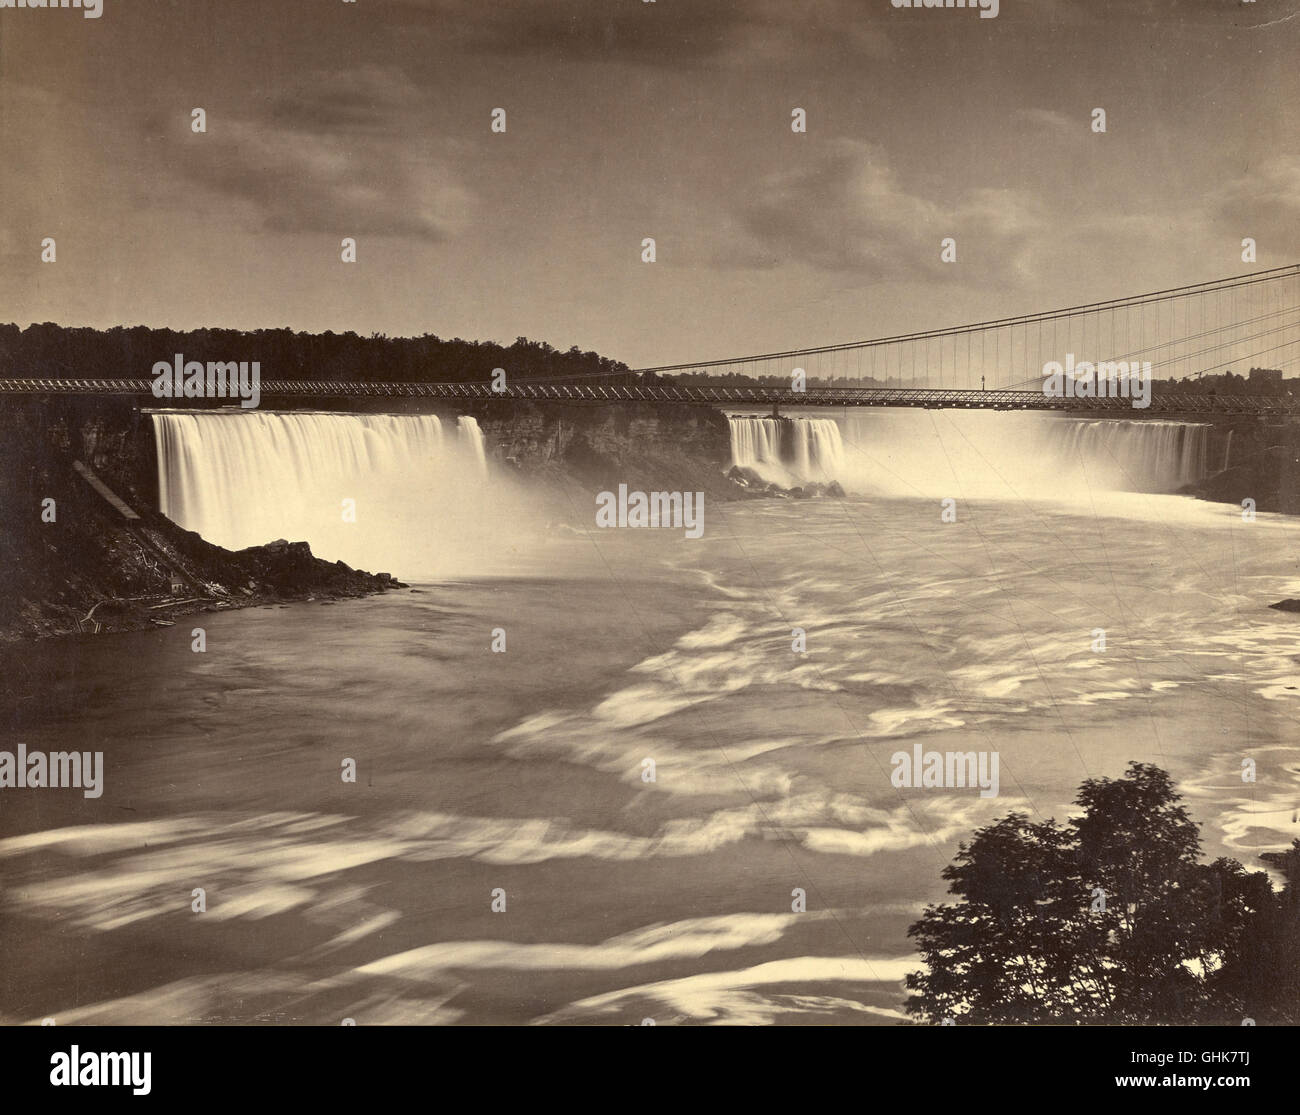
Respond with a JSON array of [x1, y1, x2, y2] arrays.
[[729, 411, 1211, 497], [151, 411, 497, 577]]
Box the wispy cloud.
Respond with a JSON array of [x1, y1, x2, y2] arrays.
[[391, 0, 888, 67], [1208, 154, 1300, 258], [150, 68, 474, 241], [711, 139, 1045, 281]]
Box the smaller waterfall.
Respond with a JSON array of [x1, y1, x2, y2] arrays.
[[730, 416, 844, 485], [730, 416, 784, 474], [458, 415, 488, 476]]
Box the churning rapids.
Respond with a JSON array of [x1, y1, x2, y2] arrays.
[[2, 409, 1297, 1025]]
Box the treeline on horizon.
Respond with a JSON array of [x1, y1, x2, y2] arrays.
[[0, 322, 639, 385], [3, 321, 1290, 397], [665, 367, 1295, 395]]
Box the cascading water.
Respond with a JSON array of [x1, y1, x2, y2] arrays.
[[1051, 419, 1208, 491], [151, 411, 496, 575], [457, 415, 489, 476], [729, 416, 783, 474], [728, 411, 1211, 497], [730, 416, 844, 486]]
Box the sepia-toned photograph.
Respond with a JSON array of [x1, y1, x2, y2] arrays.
[[1, 0, 1297, 1073]]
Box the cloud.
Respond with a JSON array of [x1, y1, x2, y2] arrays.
[[390, 0, 888, 68], [152, 68, 474, 241], [712, 139, 1046, 280], [261, 66, 425, 136], [1207, 155, 1300, 257], [1023, 154, 1300, 287]]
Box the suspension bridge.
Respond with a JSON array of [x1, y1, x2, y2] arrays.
[[3, 264, 1298, 416]]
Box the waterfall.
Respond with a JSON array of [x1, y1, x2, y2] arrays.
[[1052, 419, 1209, 491], [729, 416, 844, 486], [730, 416, 784, 474], [729, 411, 1211, 497], [457, 415, 488, 476], [151, 411, 495, 574], [804, 418, 846, 480]]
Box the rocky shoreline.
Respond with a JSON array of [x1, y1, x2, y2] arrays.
[[2, 517, 405, 643]]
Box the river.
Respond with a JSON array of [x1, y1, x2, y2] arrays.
[[2, 413, 1298, 1024]]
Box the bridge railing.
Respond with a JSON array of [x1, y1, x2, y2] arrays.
[[1, 377, 1297, 415]]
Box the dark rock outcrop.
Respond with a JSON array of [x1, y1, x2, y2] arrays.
[[724, 465, 846, 500], [1190, 421, 1300, 514], [473, 399, 754, 503]]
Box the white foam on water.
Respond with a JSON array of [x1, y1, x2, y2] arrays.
[[539, 955, 918, 1025]]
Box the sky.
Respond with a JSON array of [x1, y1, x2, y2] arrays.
[[1, 0, 1297, 369]]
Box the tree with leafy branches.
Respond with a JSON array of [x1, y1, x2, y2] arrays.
[[905, 763, 1298, 1024]]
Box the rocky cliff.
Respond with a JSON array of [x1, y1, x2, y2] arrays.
[[1188, 418, 1300, 514]]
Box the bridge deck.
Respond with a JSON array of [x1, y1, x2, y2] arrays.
[[1, 378, 1296, 416]]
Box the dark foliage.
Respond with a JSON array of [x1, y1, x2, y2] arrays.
[[0, 323, 638, 386], [905, 763, 1300, 1024]]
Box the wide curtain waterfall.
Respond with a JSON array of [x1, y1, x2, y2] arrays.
[[1051, 419, 1207, 491], [729, 411, 1210, 497], [151, 411, 490, 574]]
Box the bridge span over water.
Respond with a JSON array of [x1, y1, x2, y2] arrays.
[[2, 377, 1298, 416]]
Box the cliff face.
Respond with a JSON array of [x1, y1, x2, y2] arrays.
[[1189, 418, 1300, 514], [2, 397, 159, 510], [468, 399, 749, 502], [471, 400, 729, 462]]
